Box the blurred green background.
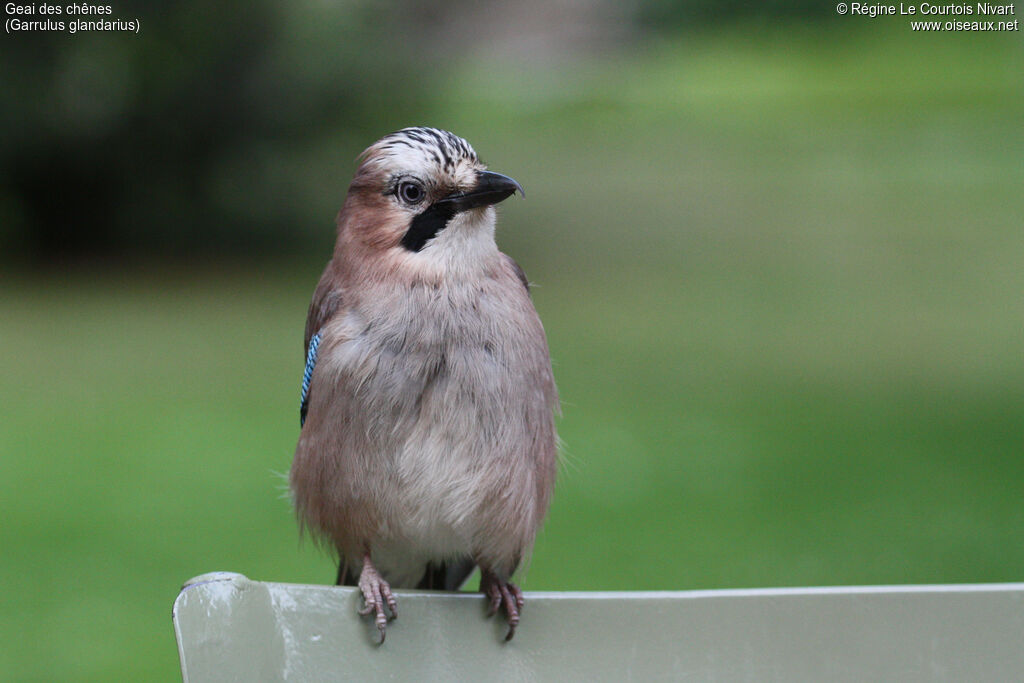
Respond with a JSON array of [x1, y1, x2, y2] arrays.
[[2, 1, 1023, 680]]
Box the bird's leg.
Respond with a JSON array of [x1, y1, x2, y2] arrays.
[[356, 554, 397, 642], [336, 561, 354, 586], [480, 568, 524, 641]]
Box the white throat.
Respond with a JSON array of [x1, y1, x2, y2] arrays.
[[415, 206, 500, 276]]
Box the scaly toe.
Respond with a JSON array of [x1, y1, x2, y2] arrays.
[[501, 586, 520, 626], [486, 589, 502, 616], [511, 584, 525, 609], [382, 585, 398, 619]]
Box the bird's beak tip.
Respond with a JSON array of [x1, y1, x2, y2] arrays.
[[492, 172, 525, 199]]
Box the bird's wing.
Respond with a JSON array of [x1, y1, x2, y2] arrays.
[[503, 254, 531, 295], [299, 333, 322, 426], [304, 269, 344, 352], [300, 268, 344, 426]]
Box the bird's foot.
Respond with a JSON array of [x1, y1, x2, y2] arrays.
[[480, 569, 524, 641], [357, 556, 397, 643]]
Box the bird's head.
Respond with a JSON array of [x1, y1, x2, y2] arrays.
[[337, 128, 523, 268]]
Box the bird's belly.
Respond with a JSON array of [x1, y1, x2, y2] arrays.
[[371, 525, 467, 587], [307, 296, 550, 577], [386, 376, 504, 526], [366, 406, 498, 584], [370, 344, 525, 557]]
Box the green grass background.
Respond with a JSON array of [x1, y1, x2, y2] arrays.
[[2, 26, 1023, 681]]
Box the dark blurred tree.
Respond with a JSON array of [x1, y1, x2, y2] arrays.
[[0, 0, 433, 262], [0, 0, 839, 264]]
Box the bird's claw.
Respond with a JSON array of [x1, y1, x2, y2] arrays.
[[358, 561, 397, 643], [481, 572, 523, 641]]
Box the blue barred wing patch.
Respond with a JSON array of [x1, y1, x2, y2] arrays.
[[299, 332, 322, 426]]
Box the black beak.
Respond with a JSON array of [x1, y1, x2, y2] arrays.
[[434, 170, 524, 214]]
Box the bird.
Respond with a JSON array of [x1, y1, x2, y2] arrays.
[[290, 127, 559, 642]]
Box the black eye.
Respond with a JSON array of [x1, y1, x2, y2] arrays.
[[398, 181, 425, 205]]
